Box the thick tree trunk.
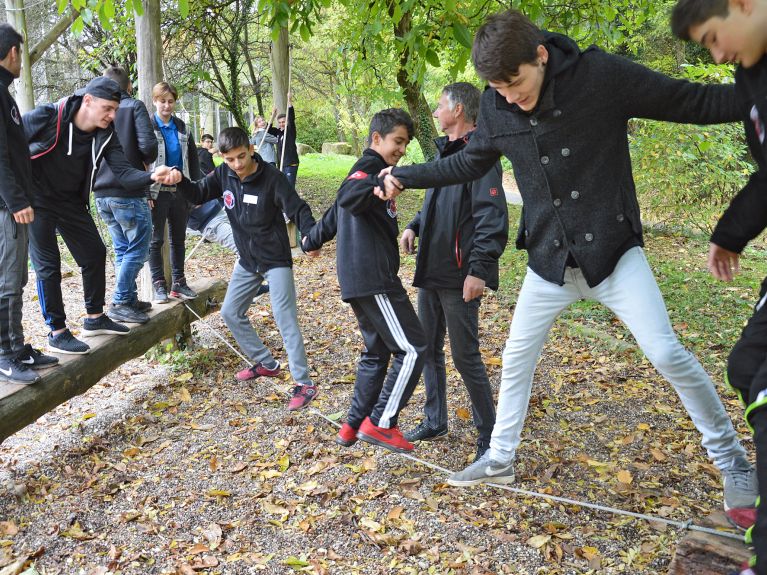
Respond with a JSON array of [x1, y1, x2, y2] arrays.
[[392, 12, 437, 161], [5, 0, 34, 112], [134, 0, 169, 302], [270, 27, 289, 113]]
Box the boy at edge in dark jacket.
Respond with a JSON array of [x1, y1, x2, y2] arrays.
[[302, 109, 427, 453], [176, 127, 319, 411], [672, 1, 767, 573]]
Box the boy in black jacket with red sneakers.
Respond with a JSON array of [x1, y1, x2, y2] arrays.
[[303, 108, 426, 452]]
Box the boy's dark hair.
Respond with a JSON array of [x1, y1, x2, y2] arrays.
[[471, 9, 544, 81], [218, 127, 250, 153], [442, 82, 481, 124], [671, 0, 729, 40], [103, 66, 131, 92], [367, 108, 414, 144], [0, 23, 23, 61], [201, 133, 214, 142], [277, 113, 286, 120]]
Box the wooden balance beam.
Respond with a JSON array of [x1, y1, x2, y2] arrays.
[[0, 278, 228, 444], [668, 511, 750, 574]]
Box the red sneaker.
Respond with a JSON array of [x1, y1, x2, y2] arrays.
[[726, 507, 757, 531], [236, 361, 281, 382], [357, 417, 413, 453], [336, 423, 358, 446], [288, 384, 318, 410]]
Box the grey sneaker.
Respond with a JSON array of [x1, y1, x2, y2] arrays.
[[722, 457, 758, 510], [170, 280, 197, 300], [153, 281, 170, 304], [82, 314, 130, 336], [107, 304, 149, 324], [447, 452, 515, 487]]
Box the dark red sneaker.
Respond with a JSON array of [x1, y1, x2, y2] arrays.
[[236, 361, 281, 382], [336, 423, 358, 446], [288, 384, 318, 410], [726, 507, 757, 531], [357, 417, 413, 453]]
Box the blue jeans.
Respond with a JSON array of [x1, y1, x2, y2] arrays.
[[96, 197, 152, 306]]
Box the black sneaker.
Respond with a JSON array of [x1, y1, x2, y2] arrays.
[[170, 280, 197, 300], [15, 343, 59, 369], [404, 421, 448, 443], [252, 283, 270, 303], [82, 314, 130, 336], [153, 281, 170, 304], [132, 300, 152, 312], [0, 355, 41, 384], [107, 304, 149, 324], [47, 329, 90, 355]]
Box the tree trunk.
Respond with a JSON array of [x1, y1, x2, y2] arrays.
[[392, 11, 437, 161], [270, 27, 289, 113], [134, 0, 169, 303], [5, 0, 35, 112]]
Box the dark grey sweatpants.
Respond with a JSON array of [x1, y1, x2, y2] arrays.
[[0, 208, 28, 357]]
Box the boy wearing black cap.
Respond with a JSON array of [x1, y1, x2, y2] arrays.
[[23, 77, 177, 355]]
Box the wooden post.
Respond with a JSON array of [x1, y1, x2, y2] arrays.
[[5, 0, 34, 112]]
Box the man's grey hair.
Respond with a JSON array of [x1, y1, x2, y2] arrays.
[[442, 82, 481, 124]]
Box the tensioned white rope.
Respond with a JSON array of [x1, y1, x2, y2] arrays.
[[184, 235, 207, 264], [181, 300, 745, 542]]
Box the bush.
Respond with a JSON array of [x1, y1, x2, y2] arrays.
[[295, 110, 340, 150]]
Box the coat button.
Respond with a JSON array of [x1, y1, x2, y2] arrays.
[[571, 190, 580, 200], [617, 214, 625, 222], [553, 198, 561, 207], [561, 148, 570, 157], [540, 155, 549, 165], [553, 109, 562, 117], [530, 117, 538, 126], [553, 239, 561, 248], [584, 233, 594, 242]]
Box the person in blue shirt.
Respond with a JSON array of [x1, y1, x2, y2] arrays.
[[148, 81, 200, 303]]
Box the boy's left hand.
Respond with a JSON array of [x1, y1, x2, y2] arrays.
[[302, 236, 321, 258]]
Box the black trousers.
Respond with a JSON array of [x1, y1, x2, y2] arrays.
[[728, 278, 767, 575], [347, 290, 426, 429], [149, 190, 190, 284], [28, 204, 107, 331]]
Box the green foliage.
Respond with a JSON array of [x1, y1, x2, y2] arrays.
[[295, 110, 338, 151]]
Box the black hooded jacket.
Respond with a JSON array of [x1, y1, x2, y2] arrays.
[[0, 66, 33, 213], [393, 32, 740, 287], [406, 133, 507, 291]]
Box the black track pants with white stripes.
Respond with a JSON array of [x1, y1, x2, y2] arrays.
[[347, 290, 426, 429]]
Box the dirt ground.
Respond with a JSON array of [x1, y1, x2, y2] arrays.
[[0, 233, 751, 574]]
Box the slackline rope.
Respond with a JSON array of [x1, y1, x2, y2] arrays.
[[182, 301, 744, 542]]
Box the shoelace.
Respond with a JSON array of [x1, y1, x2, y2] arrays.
[[728, 467, 754, 488]]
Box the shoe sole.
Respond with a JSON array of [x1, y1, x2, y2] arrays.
[[107, 314, 149, 325], [336, 437, 357, 447], [170, 293, 197, 301], [408, 431, 449, 443], [46, 344, 89, 355], [82, 329, 130, 336], [18, 359, 60, 369], [153, 299, 170, 304], [0, 374, 41, 385], [357, 431, 413, 453], [447, 473, 515, 488]]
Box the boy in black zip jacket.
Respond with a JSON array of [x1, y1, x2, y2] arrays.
[[303, 108, 427, 453], [176, 127, 319, 411], [673, 1, 767, 573]]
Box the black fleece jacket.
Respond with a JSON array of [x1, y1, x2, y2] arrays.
[[177, 153, 315, 273], [304, 149, 403, 301], [0, 66, 33, 213], [393, 32, 740, 287]]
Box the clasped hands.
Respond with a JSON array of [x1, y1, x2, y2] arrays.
[[151, 165, 183, 186], [374, 166, 405, 200]]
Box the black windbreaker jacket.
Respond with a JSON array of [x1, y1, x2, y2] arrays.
[[0, 67, 33, 212], [304, 148, 404, 301], [177, 153, 315, 273], [406, 133, 508, 291]]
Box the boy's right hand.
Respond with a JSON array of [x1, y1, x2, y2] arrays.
[[708, 242, 739, 281], [302, 236, 321, 258], [400, 229, 416, 254]]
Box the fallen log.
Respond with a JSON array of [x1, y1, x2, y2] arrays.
[[668, 511, 750, 574], [0, 278, 228, 443]]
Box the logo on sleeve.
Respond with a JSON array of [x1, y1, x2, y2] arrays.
[[10, 105, 20, 125], [348, 170, 368, 180], [223, 190, 235, 209], [489, 188, 498, 197]]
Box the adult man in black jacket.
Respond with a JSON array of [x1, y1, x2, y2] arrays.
[[0, 24, 58, 384], [24, 77, 176, 355], [381, 9, 757, 513], [400, 83, 508, 461], [93, 66, 158, 325]]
